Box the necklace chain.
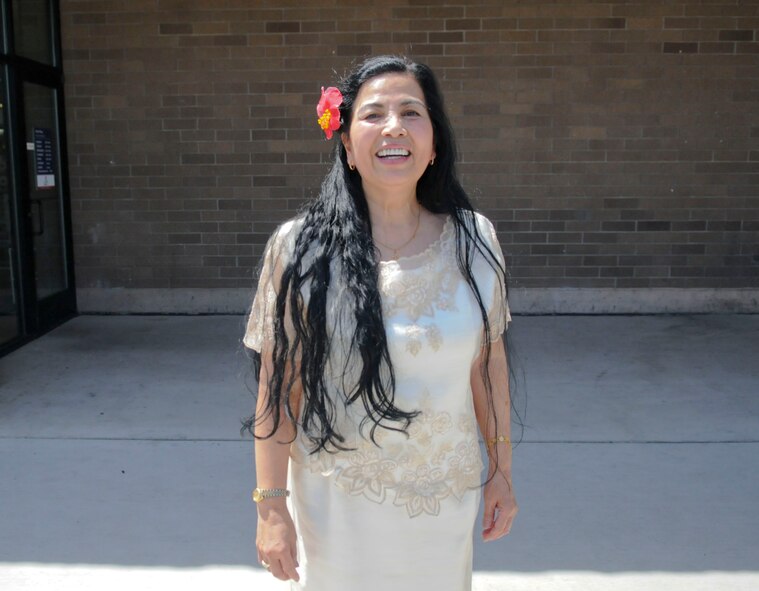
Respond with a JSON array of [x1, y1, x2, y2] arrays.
[[373, 208, 422, 259]]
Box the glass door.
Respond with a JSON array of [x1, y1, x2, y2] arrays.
[[24, 82, 67, 300], [13, 71, 75, 336], [0, 68, 18, 345]]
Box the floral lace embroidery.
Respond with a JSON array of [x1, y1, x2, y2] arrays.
[[293, 391, 484, 518], [379, 260, 459, 322], [407, 403, 453, 448], [447, 439, 483, 501], [404, 323, 443, 356], [377, 218, 459, 358], [336, 449, 397, 504], [394, 464, 450, 517], [426, 324, 443, 351]]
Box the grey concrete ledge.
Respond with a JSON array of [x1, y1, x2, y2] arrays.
[[508, 287, 759, 314], [77, 288, 254, 314], [77, 287, 759, 314]]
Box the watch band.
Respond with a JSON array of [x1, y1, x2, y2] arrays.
[[252, 487, 290, 503]]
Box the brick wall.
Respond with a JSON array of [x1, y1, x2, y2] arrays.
[[60, 0, 759, 312]]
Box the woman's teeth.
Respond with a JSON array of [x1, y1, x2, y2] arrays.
[[377, 148, 410, 158]]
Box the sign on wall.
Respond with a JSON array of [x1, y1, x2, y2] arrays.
[[33, 127, 55, 189]]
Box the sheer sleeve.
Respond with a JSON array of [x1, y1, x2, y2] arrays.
[[476, 213, 511, 341], [243, 220, 298, 352]]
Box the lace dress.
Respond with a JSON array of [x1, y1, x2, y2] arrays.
[[244, 212, 510, 591]]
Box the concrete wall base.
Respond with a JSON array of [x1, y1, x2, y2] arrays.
[[509, 287, 759, 314], [77, 287, 759, 315]]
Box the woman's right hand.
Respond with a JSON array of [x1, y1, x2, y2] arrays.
[[256, 499, 300, 582]]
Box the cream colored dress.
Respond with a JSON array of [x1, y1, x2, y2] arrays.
[[244, 212, 510, 591]]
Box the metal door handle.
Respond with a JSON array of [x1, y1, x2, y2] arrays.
[[30, 200, 44, 236]]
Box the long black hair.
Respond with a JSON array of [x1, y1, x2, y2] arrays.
[[242, 55, 515, 459]]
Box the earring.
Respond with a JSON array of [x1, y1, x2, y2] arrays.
[[430, 157, 435, 166], [349, 162, 356, 171]]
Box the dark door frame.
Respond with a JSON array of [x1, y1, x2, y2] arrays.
[[0, 0, 75, 356]]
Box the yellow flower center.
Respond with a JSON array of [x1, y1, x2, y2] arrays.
[[318, 110, 331, 131]]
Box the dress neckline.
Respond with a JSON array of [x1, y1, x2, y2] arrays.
[[378, 215, 453, 270]]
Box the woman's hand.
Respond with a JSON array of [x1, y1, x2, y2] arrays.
[[482, 468, 518, 541], [256, 499, 300, 581]]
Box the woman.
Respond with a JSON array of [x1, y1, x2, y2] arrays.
[[243, 55, 517, 590]]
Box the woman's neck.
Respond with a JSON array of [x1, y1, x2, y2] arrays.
[[364, 187, 420, 228]]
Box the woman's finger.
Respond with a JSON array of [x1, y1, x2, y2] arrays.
[[270, 554, 300, 582], [491, 508, 512, 538], [482, 497, 496, 529]]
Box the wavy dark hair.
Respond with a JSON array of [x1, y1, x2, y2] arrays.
[[242, 55, 517, 461]]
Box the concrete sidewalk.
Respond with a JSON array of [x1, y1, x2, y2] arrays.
[[1, 314, 757, 590]]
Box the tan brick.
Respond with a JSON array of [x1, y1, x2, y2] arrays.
[[61, 1, 759, 291]]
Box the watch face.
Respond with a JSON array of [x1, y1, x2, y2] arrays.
[[252, 489, 262, 502]]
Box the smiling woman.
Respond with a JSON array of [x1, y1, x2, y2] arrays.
[[242, 55, 517, 591]]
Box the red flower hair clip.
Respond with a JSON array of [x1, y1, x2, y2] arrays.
[[317, 86, 343, 139]]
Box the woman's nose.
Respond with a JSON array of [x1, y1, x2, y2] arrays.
[[382, 112, 407, 136]]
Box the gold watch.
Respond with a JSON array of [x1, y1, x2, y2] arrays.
[[252, 487, 290, 503]]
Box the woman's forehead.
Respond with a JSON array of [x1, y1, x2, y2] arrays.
[[355, 73, 426, 107]]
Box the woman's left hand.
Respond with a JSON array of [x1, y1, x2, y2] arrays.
[[482, 468, 518, 541]]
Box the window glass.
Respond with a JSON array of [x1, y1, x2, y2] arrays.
[[12, 0, 53, 65]]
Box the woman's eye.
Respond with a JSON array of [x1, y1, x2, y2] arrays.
[[403, 110, 420, 117]]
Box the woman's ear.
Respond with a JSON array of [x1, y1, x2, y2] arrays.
[[341, 132, 355, 169]]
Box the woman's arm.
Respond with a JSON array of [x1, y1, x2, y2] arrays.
[[254, 347, 301, 582], [471, 336, 518, 541]]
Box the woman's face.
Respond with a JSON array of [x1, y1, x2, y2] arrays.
[[342, 73, 435, 198]]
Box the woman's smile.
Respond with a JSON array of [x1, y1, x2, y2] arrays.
[[375, 144, 412, 164], [376, 146, 410, 159]]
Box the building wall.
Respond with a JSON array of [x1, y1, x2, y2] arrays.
[[60, 1, 759, 313]]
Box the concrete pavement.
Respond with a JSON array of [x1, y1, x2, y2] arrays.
[[1, 314, 758, 590]]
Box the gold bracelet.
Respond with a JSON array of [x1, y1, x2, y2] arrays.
[[486, 435, 511, 449], [252, 487, 290, 503]]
